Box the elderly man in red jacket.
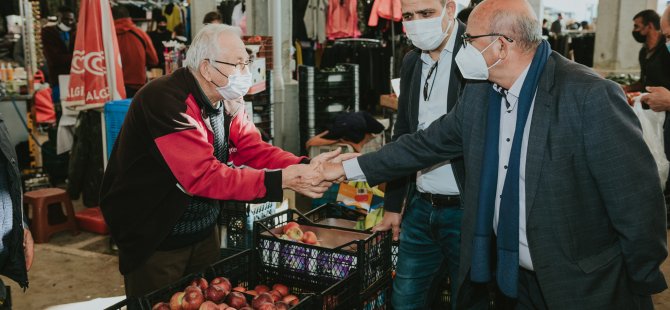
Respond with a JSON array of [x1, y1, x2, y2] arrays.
[[112, 5, 158, 97], [101, 23, 348, 298]]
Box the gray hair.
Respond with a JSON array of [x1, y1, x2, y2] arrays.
[[490, 9, 542, 52], [184, 24, 242, 71]]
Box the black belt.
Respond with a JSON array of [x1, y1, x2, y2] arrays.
[[419, 192, 461, 208]]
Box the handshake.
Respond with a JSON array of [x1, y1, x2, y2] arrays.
[[282, 149, 359, 198]]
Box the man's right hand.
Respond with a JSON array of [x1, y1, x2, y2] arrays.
[[372, 211, 402, 241], [282, 164, 331, 198]]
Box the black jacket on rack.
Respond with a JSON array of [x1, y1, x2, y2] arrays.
[[67, 110, 104, 208]]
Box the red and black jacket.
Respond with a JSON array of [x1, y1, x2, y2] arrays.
[[100, 67, 304, 274]]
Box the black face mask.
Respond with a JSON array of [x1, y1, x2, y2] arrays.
[[157, 25, 167, 32], [632, 30, 646, 43]]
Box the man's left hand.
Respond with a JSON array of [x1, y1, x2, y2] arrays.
[[641, 87, 670, 112], [23, 229, 33, 271]]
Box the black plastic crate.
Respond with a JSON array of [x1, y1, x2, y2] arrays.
[[254, 209, 392, 293], [360, 272, 392, 310], [142, 272, 206, 309], [104, 297, 144, 310], [218, 201, 276, 250]]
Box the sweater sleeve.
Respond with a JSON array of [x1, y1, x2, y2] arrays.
[[142, 94, 283, 202], [228, 107, 306, 169]]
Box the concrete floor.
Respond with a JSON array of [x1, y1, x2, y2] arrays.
[[4, 199, 670, 309]]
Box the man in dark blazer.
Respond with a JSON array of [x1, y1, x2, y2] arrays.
[[323, 0, 668, 308], [42, 6, 76, 99], [372, 0, 466, 308]]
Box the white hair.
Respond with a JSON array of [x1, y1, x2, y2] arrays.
[[184, 24, 242, 71]]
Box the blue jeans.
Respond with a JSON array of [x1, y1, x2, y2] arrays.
[[392, 195, 463, 310]]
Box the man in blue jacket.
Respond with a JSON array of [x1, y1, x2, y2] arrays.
[[0, 113, 34, 306]]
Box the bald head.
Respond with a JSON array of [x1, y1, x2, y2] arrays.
[[469, 0, 542, 52], [663, 6, 670, 41]]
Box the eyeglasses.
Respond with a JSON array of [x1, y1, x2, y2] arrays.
[[461, 33, 514, 47], [206, 58, 254, 71], [423, 61, 438, 101]]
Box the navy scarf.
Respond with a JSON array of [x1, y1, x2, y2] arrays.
[[471, 40, 551, 298]]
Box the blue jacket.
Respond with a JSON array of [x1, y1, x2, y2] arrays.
[[0, 113, 28, 289]]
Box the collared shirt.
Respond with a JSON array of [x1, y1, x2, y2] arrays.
[[492, 65, 535, 270], [416, 21, 459, 195]]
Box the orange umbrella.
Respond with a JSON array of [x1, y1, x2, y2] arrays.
[[66, 0, 125, 109]]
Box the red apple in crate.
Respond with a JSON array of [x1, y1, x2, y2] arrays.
[[268, 290, 282, 302], [239, 307, 253, 310], [182, 289, 205, 310], [232, 286, 246, 293], [210, 277, 232, 292], [272, 284, 289, 297], [285, 227, 304, 241], [191, 278, 209, 291], [152, 302, 171, 310], [282, 222, 300, 234], [184, 285, 202, 294], [256, 303, 277, 310], [205, 285, 227, 303], [215, 303, 229, 310], [274, 301, 290, 310], [198, 301, 218, 310], [255, 284, 270, 294], [302, 231, 318, 245], [282, 294, 298, 304], [170, 291, 185, 310], [225, 291, 247, 309], [245, 289, 258, 296], [252, 293, 275, 309]]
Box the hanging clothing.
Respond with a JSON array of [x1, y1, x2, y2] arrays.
[[163, 4, 182, 32], [327, 0, 360, 40], [68, 110, 104, 208], [305, 0, 328, 43], [293, 0, 310, 41], [231, 2, 245, 27], [218, 0, 238, 25], [368, 0, 401, 27]]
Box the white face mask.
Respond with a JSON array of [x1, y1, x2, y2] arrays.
[[210, 65, 253, 100], [454, 38, 502, 80], [403, 5, 453, 51], [58, 22, 71, 32]]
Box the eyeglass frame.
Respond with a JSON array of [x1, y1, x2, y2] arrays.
[[205, 58, 254, 71], [423, 61, 439, 101], [461, 33, 514, 47]]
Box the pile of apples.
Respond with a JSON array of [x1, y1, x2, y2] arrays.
[[151, 277, 300, 310], [280, 222, 320, 246]]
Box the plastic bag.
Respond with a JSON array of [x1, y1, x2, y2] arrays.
[[632, 97, 669, 189]]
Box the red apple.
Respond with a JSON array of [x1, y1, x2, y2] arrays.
[[191, 278, 209, 291], [282, 222, 300, 234], [239, 307, 253, 310], [245, 289, 258, 296], [184, 285, 202, 294], [256, 303, 277, 310], [274, 301, 290, 310], [272, 284, 289, 297], [170, 291, 185, 310], [302, 231, 318, 245], [152, 302, 171, 310], [204, 285, 227, 303], [232, 286, 246, 293], [254, 284, 270, 294], [268, 290, 282, 302], [286, 227, 304, 241], [252, 293, 275, 309], [182, 288, 205, 310], [215, 303, 229, 310], [225, 291, 247, 309], [198, 301, 218, 310], [281, 294, 298, 305], [210, 277, 232, 292], [289, 299, 299, 306]]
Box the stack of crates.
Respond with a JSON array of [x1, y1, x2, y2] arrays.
[[254, 209, 392, 309], [244, 70, 274, 142], [298, 64, 359, 154]]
